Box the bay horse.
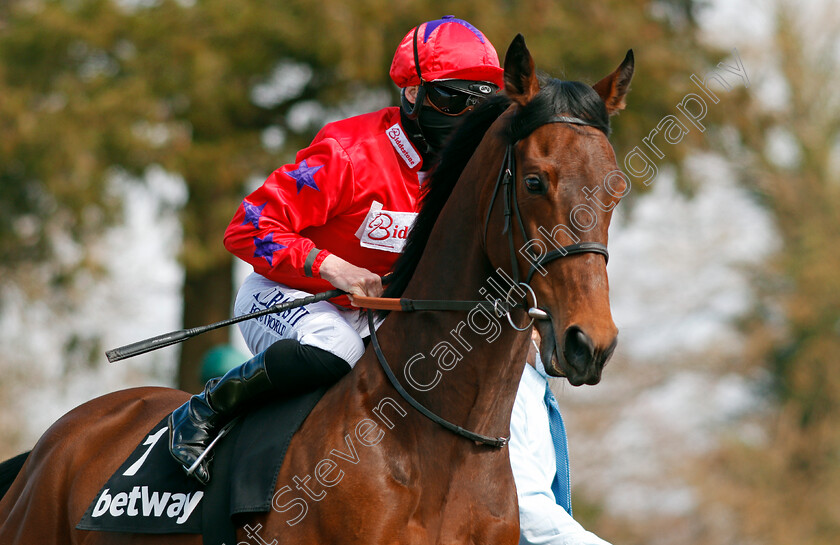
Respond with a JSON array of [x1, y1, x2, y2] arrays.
[[0, 35, 633, 544]]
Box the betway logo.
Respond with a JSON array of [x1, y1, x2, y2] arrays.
[[91, 486, 203, 525], [386, 123, 421, 168]]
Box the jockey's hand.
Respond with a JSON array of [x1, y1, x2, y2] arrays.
[[319, 254, 383, 302]]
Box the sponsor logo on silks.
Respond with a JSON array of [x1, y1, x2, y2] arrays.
[[90, 486, 204, 525], [355, 200, 418, 253], [386, 123, 421, 168]]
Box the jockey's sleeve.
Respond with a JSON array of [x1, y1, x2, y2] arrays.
[[223, 137, 354, 281]]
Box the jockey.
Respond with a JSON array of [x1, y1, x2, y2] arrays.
[[168, 15, 504, 485]]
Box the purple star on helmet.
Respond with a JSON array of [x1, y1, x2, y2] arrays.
[[284, 160, 323, 194], [253, 234, 286, 266], [423, 16, 485, 43], [241, 201, 267, 229]]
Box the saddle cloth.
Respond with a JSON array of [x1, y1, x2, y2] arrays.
[[76, 387, 327, 541]]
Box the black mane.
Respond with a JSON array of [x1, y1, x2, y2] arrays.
[[382, 95, 511, 299], [383, 78, 611, 299]]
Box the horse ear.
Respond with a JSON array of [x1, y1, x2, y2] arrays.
[[592, 49, 634, 115], [504, 34, 540, 106]]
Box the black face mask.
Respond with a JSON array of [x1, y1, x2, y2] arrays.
[[399, 91, 460, 167], [416, 105, 462, 152]]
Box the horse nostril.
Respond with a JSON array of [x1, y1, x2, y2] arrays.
[[562, 326, 595, 372]]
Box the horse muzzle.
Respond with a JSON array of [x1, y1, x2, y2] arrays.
[[536, 320, 618, 386]]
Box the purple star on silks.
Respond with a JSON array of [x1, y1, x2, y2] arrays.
[[253, 233, 286, 266], [284, 160, 323, 194], [241, 201, 267, 229], [423, 15, 485, 43]]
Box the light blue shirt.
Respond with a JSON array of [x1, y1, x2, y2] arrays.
[[510, 357, 613, 545]]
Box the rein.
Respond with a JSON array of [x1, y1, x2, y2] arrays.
[[366, 310, 508, 447], [357, 114, 611, 449], [351, 295, 492, 313]]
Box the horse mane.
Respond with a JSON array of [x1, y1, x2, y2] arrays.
[[382, 95, 512, 299], [383, 76, 611, 299]]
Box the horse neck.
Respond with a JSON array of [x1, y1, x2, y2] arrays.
[[364, 156, 530, 442]]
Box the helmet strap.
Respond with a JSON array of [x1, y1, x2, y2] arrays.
[[400, 89, 434, 163], [398, 23, 435, 166], [406, 24, 425, 120]]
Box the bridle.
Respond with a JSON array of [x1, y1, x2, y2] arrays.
[[484, 114, 609, 328], [367, 112, 611, 448], [486, 115, 609, 284]]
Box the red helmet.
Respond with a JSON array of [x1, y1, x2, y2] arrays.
[[390, 16, 504, 88]]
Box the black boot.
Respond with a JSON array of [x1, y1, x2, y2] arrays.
[[168, 340, 352, 484], [168, 351, 273, 484]]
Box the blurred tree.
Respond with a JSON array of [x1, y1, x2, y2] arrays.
[[693, 1, 840, 544], [0, 0, 717, 397], [0, 0, 397, 391]]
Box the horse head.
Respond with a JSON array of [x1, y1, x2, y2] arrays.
[[483, 35, 634, 386]]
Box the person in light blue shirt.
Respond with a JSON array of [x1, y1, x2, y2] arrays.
[[510, 334, 613, 545]]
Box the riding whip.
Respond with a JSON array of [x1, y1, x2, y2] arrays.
[[105, 288, 346, 363]]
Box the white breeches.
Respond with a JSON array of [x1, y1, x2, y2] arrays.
[[234, 272, 372, 367]]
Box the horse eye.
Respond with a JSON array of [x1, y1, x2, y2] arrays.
[[523, 175, 545, 194]]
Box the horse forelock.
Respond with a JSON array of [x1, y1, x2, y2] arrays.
[[506, 76, 611, 142]]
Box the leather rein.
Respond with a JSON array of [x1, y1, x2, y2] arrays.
[[360, 114, 610, 448]]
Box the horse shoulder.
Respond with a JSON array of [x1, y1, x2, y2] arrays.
[[253, 370, 422, 543]]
